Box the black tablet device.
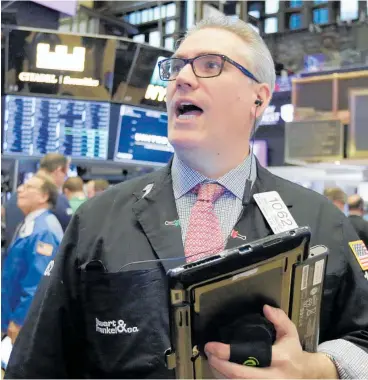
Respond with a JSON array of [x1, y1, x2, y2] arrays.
[[165, 226, 311, 379]]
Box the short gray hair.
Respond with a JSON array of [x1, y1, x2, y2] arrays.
[[186, 16, 276, 92], [184, 16, 276, 126]]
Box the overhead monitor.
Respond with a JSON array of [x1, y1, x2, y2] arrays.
[[4, 29, 116, 101], [111, 40, 138, 102], [2, 95, 110, 160], [114, 104, 174, 166], [113, 45, 171, 110]]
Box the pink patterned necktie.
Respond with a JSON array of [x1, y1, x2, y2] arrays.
[[184, 183, 225, 262]]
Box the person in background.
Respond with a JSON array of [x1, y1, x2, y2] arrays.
[[85, 179, 109, 198], [323, 187, 347, 213], [1, 173, 63, 345], [85, 180, 95, 199], [94, 179, 110, 194], [348, 194, 368, 247], [4, 154, 71, 250], [62, 177, 87, 214]]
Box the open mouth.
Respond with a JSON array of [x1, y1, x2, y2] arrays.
[[175, 102, 204, 119]]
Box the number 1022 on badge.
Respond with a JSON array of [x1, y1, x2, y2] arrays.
[[253, 191, 299, 234]]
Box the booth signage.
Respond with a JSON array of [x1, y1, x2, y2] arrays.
[[5, 29, 116, 100], [18, 72, 100, 87], [36, 43, 86, 72]]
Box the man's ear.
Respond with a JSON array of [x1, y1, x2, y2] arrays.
[[39, 190, 50, 205], [252, 83, 272, 118]]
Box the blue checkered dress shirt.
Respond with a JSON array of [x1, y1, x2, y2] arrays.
[[171, 154, 257, 244]]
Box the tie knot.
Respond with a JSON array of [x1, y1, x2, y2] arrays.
[[194, 183, 224, 203]]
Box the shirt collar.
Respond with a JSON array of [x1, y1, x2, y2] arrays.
[[171, 154, 257, 201], [24, 208, 48, 224]]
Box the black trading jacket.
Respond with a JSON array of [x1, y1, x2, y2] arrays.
[[6, 162, 368, 378]]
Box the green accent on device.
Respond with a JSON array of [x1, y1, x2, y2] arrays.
[[243, 357, 260, 367]]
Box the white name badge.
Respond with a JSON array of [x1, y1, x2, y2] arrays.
[[253, 191, 298, 234]]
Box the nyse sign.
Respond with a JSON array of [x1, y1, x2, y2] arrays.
[[144, 84, 167, 102]]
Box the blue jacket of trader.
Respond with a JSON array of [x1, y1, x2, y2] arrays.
[[1, 209, 63, 331], [4, 192, 71, 250]]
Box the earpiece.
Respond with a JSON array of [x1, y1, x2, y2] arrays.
[[255, 99, 263, 106]]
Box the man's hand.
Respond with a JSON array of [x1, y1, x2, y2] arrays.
[[205, 305, 339, 379], [7, 321, 21, 345]]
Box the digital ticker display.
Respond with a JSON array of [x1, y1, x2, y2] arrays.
[[114, 104, 174, 165], [3, 95, 110, 160]]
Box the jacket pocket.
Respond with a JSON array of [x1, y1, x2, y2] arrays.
[[80, 266, 172, 378]]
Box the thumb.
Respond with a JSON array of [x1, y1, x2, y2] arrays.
[[263, 305, 298, 340]]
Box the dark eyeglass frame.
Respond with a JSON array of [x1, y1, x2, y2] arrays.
[[158, 53, 260, 83]]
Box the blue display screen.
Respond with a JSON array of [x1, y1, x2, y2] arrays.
[[114, 105, 174, 165], [2, 95, 110, 160]]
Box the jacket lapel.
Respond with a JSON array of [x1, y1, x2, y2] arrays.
[[132, 164, 185, 273], [225, 163, 295, 249]]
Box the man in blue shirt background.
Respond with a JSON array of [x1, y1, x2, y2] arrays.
[[4, 153, 71, 250], [2, 173, 63, 344]]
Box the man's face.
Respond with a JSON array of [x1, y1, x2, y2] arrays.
[[63, 188, 72, 200], [17, 176, 48, 215], [166, 28, 263, 157]]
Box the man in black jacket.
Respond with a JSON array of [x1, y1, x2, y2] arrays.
[[5, 16, 368, 379], [348, 194, 368, 247]]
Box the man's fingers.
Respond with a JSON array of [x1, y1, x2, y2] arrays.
[[263, 305, 298, 340], [205, 342, 230, 360], [207, 353, 277, 379], [208, 362, 228, 379]]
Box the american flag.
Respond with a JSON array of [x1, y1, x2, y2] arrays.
[[349, 240, 368, 271]]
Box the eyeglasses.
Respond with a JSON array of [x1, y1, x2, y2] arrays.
[[158, 54, 260, 83]]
